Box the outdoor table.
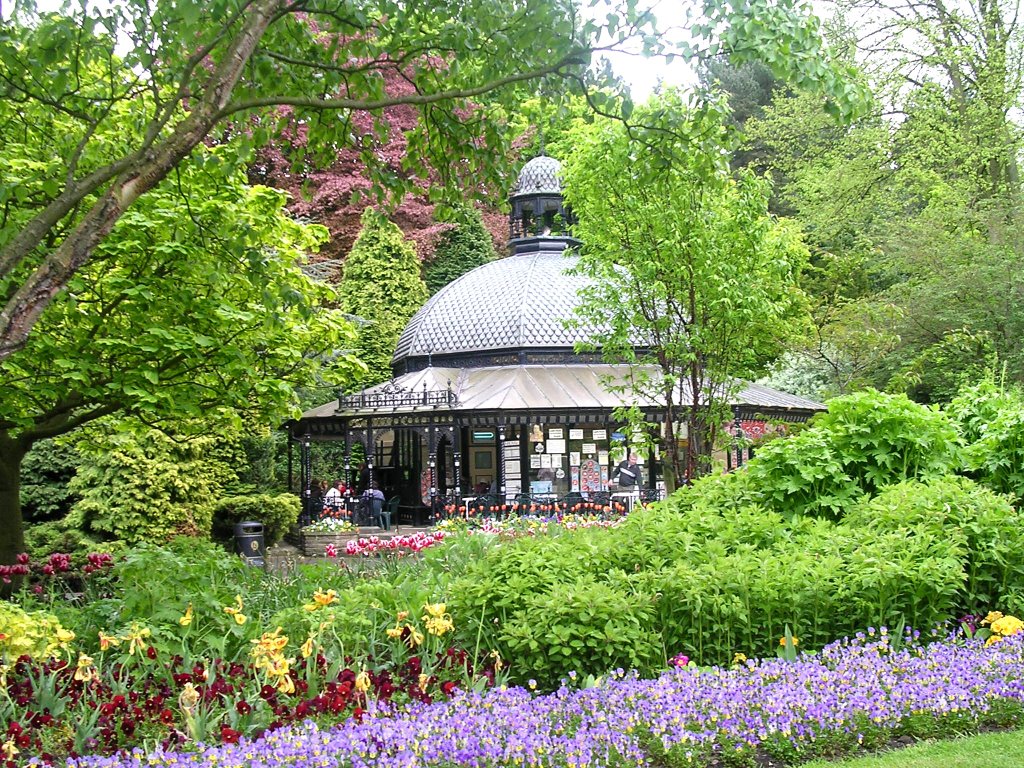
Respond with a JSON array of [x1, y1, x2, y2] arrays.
[[611, 490, 640, 512]]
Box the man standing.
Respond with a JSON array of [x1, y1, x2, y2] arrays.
[[613, 453, 641, 489]]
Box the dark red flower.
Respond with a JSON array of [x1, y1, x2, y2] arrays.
[[220, 726, 242, 744], [235, 701, 252, 715], [159, 709, 175, 725], [146, 646, 157, 660]]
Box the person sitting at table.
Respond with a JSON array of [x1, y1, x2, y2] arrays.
[[359, 482, 386, 526], [323, 479, 346, 517]]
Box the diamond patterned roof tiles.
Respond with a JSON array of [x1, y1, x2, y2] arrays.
[[393, 250, 606, 364], [511, 155, 562, 196]]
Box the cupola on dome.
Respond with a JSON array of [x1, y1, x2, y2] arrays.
[[512, 155, 563, 196]]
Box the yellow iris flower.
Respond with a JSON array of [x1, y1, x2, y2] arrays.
[[223, 595, 247, 625]]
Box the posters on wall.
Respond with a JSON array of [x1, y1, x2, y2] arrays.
[[580, 458, 602, 493], [519, 423, 623, 495]]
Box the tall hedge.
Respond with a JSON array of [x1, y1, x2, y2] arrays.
[[423, 206, 496, 295], [339, 208, 428, 384]]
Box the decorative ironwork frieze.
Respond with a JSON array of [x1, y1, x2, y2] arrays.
[[336, 379, 457, 412]]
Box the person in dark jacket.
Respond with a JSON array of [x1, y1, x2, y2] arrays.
[[613, 453, 641, 488]]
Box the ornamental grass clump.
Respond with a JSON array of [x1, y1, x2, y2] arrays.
[[52, 630, 1024, 768]]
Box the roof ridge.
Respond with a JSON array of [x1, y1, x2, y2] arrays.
[[515, 251, 543, 349]]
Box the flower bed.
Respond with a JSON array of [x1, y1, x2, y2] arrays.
[[299, 519, 398, 556], [51, 632, 1024, 768], [336, 530, 448, 557]]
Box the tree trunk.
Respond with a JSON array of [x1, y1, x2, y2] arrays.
[[660, 429, 678, 494], [689, 407, 713, 478], [0, 431, 27, 571]]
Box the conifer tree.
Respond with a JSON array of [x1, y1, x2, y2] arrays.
[[339, 209, 428, 384], [424, 207, 498, 295]]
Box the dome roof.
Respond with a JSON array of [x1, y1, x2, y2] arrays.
[[394, 251, 602, 366], [511, 155, 562, 196]]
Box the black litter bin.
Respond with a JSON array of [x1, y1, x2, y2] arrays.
[[234, 521, 265, 567]]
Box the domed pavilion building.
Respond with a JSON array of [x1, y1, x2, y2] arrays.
[[289, 156, 822, 523]]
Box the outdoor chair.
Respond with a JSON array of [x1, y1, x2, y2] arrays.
[[562, 491, 585, 513], [368, 496, 386, 529], [469, 494, 499, 517], [384, 496, 400, 530]]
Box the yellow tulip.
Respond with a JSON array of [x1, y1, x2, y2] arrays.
[[423, 602, 447, 619], [73, 653, 96, 683], [355, 670, 371, 693]]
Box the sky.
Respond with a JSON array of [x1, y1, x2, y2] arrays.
[[597, 0, 696, 101]]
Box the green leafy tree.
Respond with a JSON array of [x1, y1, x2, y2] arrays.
[[0, 0, 868, 363], [0, 150, 360, 566], [564, 90, 812, 487], [742, 2, 1024, 400], [339, 209, 428, 385], [423, 206, 497, 295]]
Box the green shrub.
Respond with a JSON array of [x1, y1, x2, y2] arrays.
[[844, 477, 1024, 613], [23, 520, 104, 559], [678, 390, 964, 519], [67, 429, 234, 544], [339, 208, 428, 384], [449, 472, 1023, 675], [498, 575, 662, 688], [947, 383, 1024, 503], [67, 538, 265, 660], [946, 379, 1017, 444], [423, 205, 496, 295], [20, 438, 80, 523], [211, 493, 300, 545]]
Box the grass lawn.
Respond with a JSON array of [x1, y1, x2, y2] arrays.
[[804, 729, 1024, 767]]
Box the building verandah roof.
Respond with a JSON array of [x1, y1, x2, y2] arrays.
[[298, 364, 823, 427]]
